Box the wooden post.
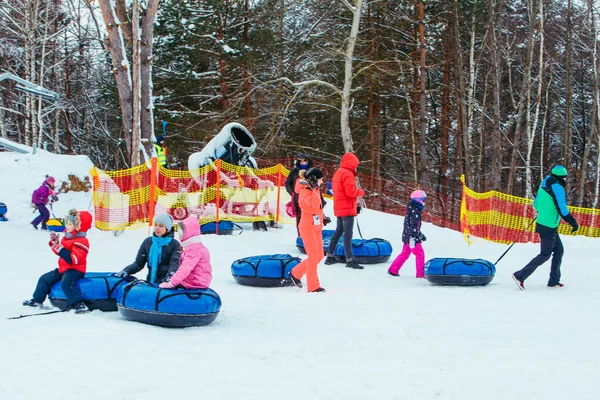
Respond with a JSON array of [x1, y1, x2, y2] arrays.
[[215, 159, 222, 235], [148, 157, 157, 231], [275, 164, 282, 224]]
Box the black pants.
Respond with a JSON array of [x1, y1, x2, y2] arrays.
[[327, 216, 355, 262], [514, 230, 564, 285], [32, 268, 85, 307]]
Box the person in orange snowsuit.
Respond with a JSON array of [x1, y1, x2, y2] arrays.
[[289, 168, 331, 293]]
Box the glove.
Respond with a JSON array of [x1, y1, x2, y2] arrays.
[[50, 243, 64, 253], [323, 216, 331, 226], [564, 214, 579, 233], [356, 206, 362, 214], [114, 270, 129, 278], [409, 237, 415, 249], [50, 232, 60, 244], [159, 281, 174, 289], [570, 221, 579, 233], [52, 195, 59, 202], [418, 232, 427, 242]]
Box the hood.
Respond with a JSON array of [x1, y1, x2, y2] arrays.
[[78, 211, 93, 233], [295, 155, 314, 170], [340, 152, 360, 173], [181, 216, 201, 241]]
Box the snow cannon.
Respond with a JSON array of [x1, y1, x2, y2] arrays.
[[46, 218, 65, 232], [0, 202, 7, 221], [188, 122, 258, 183], [424, 258, 496, 286], [231, 254, 301, 287], [49, 272, 133, 311], [296, 229, 340, 256], [117, 280, 221, 328]]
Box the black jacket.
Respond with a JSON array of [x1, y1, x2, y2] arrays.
[[123, 232, 181, 283], [285, 157, 314, 196], [402, 200, 424, 244]]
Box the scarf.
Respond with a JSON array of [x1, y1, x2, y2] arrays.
[[65, 231, 87, 240], [148, 235, 173, 283]]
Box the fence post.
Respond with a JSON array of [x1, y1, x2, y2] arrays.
[[215, 159, 221, 235], [275, 164, 282, 224], [148, 157, 158, 229]]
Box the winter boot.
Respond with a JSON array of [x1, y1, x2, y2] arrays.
[[22, 299, 43, 307], [387, 270, 399, 277], [547, 283, 564, 288], [31, 222, 38, 230], [324, 256, 338, 265], [309, 287, 326, 293], [346, 260, 364, 270], [512, 274, 525, 290], [73, 302, 90, 314], [289, 272, 303, 289]]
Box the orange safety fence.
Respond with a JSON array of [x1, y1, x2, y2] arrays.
[[460, 175, 600, 244], [91, 159, 294, 231]]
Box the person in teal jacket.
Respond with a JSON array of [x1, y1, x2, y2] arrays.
[[512, 165, 578, 290]]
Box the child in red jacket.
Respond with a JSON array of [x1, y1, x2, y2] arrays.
[[23, 209, 93, 314]]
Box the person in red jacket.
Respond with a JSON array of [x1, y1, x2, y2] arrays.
[[325, 152, 366, 269], [289, 168, 331, 292], [23, 209, 93, 314]]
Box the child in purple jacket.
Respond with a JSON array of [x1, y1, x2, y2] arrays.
[[387, 190, 427, 278], [31, 175, 58, 230], [159, 216, 212, 289]]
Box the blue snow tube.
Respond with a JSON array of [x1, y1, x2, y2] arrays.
[[296, 229, 340, 255], [332, 238, 393, 264], [424, 258, 496, 286], [200, 220, 241, 235], [49, 272, 132, 311], [117, 280, 221, 328], [0, 202, 7, 221], [231, 254, 301, 287]]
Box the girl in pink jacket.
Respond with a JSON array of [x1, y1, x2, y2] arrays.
[[159, 216, 212, 289]]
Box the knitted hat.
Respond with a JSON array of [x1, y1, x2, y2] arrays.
[[154, 213, 173, 231], [46, 175, 56, 184], [410, 189, 427, 204], [551, 165, 567, 177], [156, 135, 165, 144]]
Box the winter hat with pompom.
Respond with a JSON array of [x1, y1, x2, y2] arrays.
[[45, 175, 56, 185]]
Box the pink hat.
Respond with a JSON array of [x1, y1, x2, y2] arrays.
[[46, 175, 56, 184], [411, 189, 427, 204]]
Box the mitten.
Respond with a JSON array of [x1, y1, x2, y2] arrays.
[[114, 270, 128, 278], [564, 214, 579, 233], [409, 238, 416, 249], [159, 281, 174, 289], [51, 243, 64, 253], [52, 195, 59, 202], [323, 216, 332, 226], [418, 232, 427, 242], [356, 206, 362, 214], [50, 232, 60, 244], [570, 221, 579, 233]]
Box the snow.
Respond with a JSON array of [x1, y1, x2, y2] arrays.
[[1, 146, 599, 400]]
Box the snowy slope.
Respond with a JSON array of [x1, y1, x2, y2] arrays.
[[0, 147, 599, 400]]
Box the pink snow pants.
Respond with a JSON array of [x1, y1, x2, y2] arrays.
[[388, 243, 425, 277]]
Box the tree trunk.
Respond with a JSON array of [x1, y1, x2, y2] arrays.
[[578, 0, 599, 206], [97, 0, 134, 163], [487, 0, 503, 188], [417, 0, 429, 187], [440, 26, 451, 193], [131, 0, 142, 166], [452, 0, 471, 186], [526, 0, 544, 199], [140, 0, 160, 161], [506, 0, 537, 193], [340, 0, 364, 153], [564, 0, 573, 191]]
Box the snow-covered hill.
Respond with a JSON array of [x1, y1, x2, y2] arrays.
[[0, 144, 598, 400]]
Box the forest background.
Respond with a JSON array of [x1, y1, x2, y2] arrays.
[[1, 0, 600, 209]]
